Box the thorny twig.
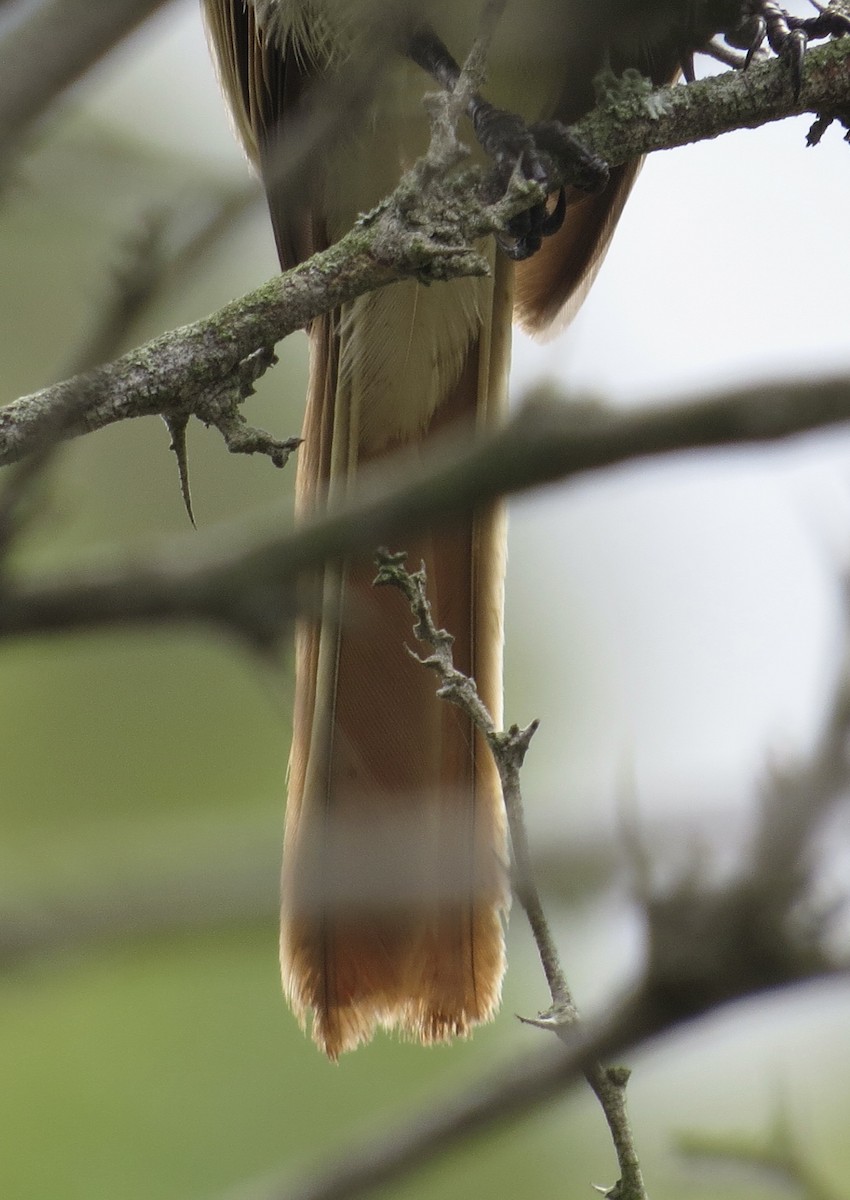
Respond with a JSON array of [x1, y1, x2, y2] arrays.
[[373, 550, 647, 1200]]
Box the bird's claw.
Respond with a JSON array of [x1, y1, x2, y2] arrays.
[[729, 2, 850, 98], [471, 101, 607, 261]]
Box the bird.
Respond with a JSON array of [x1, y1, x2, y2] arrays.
[[201, 0, 752, 1058]]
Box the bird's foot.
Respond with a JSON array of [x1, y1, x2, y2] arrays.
[[470, 100, 608, 260], [726, 1, 850, 96]]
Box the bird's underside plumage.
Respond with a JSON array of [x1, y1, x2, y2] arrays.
[[202, 0, 715, 1057]]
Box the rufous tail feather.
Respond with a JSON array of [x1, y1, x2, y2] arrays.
[[281, 256, 513, 1058]]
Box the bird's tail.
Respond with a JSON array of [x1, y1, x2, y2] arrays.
[[281, 255, 513, 1059]]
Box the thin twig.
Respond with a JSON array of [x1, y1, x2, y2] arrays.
[[215, 1004, 643, 1200], [211, 612, 850, 1200], [372, 551, 647, 1200]]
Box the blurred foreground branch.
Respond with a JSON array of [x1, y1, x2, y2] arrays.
[[2, 14, 849, 1200], [0, 820, 673, 973], [0, 371, 849, 647], [3, 620, 847, 1200], [0, 839, 279, 970], [0, 0, 176, 171]]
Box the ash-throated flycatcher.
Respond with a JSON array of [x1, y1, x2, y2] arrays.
[[203, 0, 722, 1057]]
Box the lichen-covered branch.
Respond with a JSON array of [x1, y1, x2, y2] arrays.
[[574, 35, 850, 166], [2, 38, 849, 471], [0, 230, 401, 470]]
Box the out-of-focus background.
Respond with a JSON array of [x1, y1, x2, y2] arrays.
[[2, 3, 849, 1198]]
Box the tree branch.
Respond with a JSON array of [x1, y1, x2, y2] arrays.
[[574, 33, 850, 165], [3, 17, 849, 1200], [374, 552, 647, 1200], [224, 956, 848, 1200], [1, 371, 849, 646], [0, 841, 279, 970], [2, 38, 849, 470]]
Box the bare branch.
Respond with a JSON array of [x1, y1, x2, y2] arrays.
[[2, 15, 849, 1200], [373, 551, 648, 1200], [215, 966, 847, 1200], [2, 371, 850, 644], [0, 823, 634, 972]]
